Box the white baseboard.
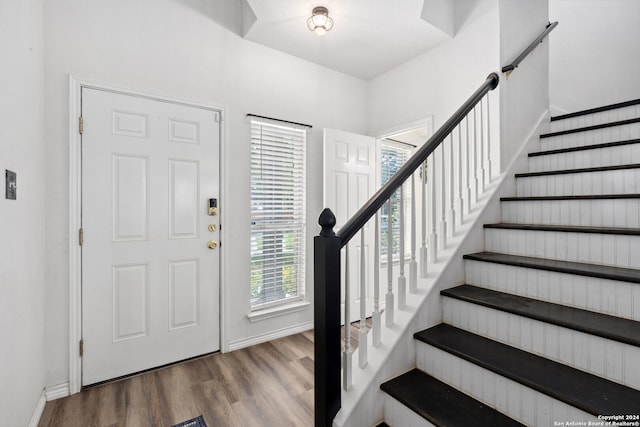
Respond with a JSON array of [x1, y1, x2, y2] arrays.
[[45, 382, 70, 401], [227, 321, 314, 352], [28, 390, 46, 427]]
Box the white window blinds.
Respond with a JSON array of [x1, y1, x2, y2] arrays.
[[250, 119, 307, 310]]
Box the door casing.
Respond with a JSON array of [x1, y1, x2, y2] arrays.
[[68, 76, 227, 393]]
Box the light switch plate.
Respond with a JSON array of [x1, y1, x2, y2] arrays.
[[5, 169, 16, 200]]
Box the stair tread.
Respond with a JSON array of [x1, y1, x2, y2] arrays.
[[441, 284, 640, 347], [529, 138, 640, 157], [380, 368, 524, 427], [414, 324, 640, 416], [540, 117, 640, 138], [483, 222, 640, 235], [501, 194, 640, 201], [515, 162, 640, 178], [550, 99, 640, 122], [463, 251, 640, 284]]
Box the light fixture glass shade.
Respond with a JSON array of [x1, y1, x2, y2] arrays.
[[307, 6, 334, 35]]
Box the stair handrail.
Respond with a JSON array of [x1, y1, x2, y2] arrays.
[[337, 73, 499, 247], [502, 21, 558, 74], [314, 72, 499, 427]]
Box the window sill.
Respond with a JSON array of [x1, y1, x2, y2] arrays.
[[247, 300, 311, 323]]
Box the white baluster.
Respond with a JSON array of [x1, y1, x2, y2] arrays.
[[465, 116, 472, 215], [473, 107, 479, 203], [456, 125, 464, 225], [398, 185, 406, 310], [429, 153, 438, 264], [343, 244, 352, 391], [372, 212, 381, 347], [479, 98, 486, 193], [410, 173, 418, 292], [385, 199, 394, 327], [358, 230, 367, 368], [420, 162, 428, 278], [439, 145, 447, 250], [486, 94, 493, 182], [448, 134, 456, 236]]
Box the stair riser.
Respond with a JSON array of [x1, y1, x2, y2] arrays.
[[442, 297, 640, 390], [541, 122, 640, 151], [529, 143, 640, 172], [516, 168, 640, 197], [464, 259, 640, 321], [501, 198, 640, 228], [485, 228, 640, 269], [416, 343, 597, 425], [550, 105, 640, 133], [384, 396, 436, 427]]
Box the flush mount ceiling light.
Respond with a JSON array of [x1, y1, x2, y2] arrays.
[[307, 6, 334, 36]]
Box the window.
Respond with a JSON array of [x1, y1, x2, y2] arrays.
[[380, 141, 413, 262], [250, 119, 306, 310]]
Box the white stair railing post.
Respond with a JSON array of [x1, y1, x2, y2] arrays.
[[486, 94, 493, 182], [465, 116, 472, 214], [410, 173, 418, 292], [343, 244, 352, 391], [372, 212, 381, 347], [438, 145, 447, 250], [358, 230, 368, 368], [398, 185, 406, 310], [448, 134, 456, 236], [429, 153, 438, 264], [385, 199, 394, 327], [456, 125, 464, 225], [420, 162, 428, 278], [473, 107, 480, 203], [479, 98, 486, 193]]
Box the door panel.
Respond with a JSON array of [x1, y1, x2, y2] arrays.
[[323, 128, 376, 322], [82, 88, 220, 385]]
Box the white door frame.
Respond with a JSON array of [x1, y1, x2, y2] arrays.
[[68, 76, 227, 394]]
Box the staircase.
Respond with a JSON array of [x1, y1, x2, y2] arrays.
[[380, 99, 640, 426]]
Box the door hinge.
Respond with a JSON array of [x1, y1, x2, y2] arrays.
[[79, 116, 84, 135], [79, 228, 84, 246], [79, 339, 84, 357]]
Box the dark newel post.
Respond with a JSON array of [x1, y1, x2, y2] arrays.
[[314, 208, 341, 427]]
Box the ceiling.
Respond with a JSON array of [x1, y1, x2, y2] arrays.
[[241, 0, 456, 80]]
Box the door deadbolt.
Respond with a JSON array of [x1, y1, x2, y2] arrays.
[[208, 240, 218, 249], [208, 198, 218, 216]]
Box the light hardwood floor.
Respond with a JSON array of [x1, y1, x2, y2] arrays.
[[39, 322, 368, 427]]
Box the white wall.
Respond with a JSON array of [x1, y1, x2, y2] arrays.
[[549, 0, 640, 113], [368, 0, 500, 169], [498, 0, 549, 171], [44, 0, 367, 387], [0, 0, 46, 424]]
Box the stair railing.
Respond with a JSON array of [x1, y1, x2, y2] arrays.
[[314, 72, 500, 427], [502, 21, 558, 75]]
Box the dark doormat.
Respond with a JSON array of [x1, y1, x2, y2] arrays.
[[171, 415, 207, 427]]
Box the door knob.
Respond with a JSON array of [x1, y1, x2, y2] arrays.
[[208, 241, 218, 249]]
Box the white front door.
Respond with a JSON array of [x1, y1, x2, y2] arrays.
[[81, 88, 221, 385], [323, 128, 376, 323]]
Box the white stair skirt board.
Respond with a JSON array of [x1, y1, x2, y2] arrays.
[[528, 143, 640, 173], [464, 259, 640, 322], [416, 342, 598, 426], [540, 122, 640, 151], [384, 395, 436, 427], [500, 198, 640, 228], [442, 297, 640, 390], [516, 168, 640, 197], [550, 105, 640, 133], [484, 228, 640, 269]]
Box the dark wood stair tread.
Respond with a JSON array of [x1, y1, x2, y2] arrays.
[[441, 284, 640, 347], [463, 251, 640, 284], [515, 163, 640, 178], [380, 368, 524, 427], [550, 99, 640, 122], [501, 194, 640, 201], [483, 222, 640, 235], [540, 117, 640, 139], [414, 324, 640, 416], [529, 138, 640, 157]]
